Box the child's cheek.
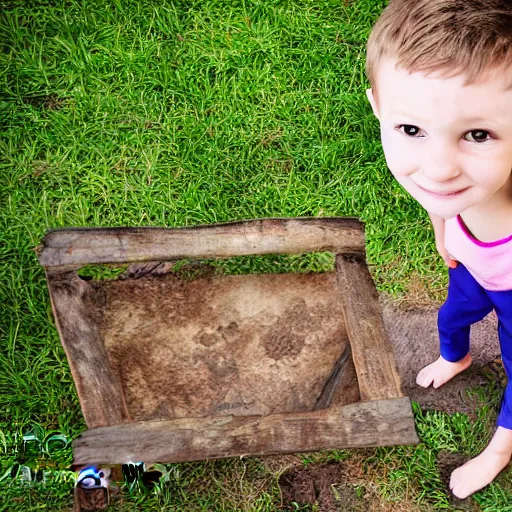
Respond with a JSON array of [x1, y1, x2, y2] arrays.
[[380, 128, 412, 178]]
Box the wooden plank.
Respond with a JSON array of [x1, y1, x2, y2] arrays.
[[335, 254, 403, 401], [73, 397, 418, 465], [47, 270, 130, 428], [37, 217, 364, 269]]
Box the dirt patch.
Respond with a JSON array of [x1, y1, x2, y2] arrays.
[[380, 293, 500, 416], [277, 456, 425, 512], [263, 299, 319, 360], [264, 331, 305, 360], [23, 94, 66, 110], [279, 462, 369, 512]]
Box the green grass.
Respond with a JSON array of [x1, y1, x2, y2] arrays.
[[1, 0, 511, 510]]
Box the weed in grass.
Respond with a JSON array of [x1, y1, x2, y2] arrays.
[[77, 264, 129, 280]]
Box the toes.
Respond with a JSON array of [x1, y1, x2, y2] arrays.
[[449, 469, 467, 498], [417, 377, 428, 387], [451, 481, 471, 499], [451, 485, 464, 499], [449, 459, 492, 499], [432, 377, 444, 389], [416, 370, 433, 388]]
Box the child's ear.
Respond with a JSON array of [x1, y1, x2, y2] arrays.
[[366, 88, 380, 120]]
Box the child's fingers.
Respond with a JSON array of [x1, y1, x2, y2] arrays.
[[447, 258, 458, 268], [436, 245, 458, 268], [441, 253, 457, 268]]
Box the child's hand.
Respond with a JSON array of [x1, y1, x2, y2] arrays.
[[436, 242, 458, 268], [427, 212, 458, 269]]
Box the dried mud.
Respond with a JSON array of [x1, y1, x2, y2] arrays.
[[98, 272, 359, 421]]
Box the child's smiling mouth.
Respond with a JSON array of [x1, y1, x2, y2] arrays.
[[415, 183, 471, 198]]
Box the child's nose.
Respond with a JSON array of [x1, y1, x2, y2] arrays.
[[421, 142, 461, 182], [422, 163, 461, 182]]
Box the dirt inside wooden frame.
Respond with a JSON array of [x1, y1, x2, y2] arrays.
[[88, 270, 360, 422]]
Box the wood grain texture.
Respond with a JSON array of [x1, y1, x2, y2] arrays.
[[37, 217, 364, 268], [335, 254, 403, 401], [46, 270, 130, 428], [73, 397, 418, 465]]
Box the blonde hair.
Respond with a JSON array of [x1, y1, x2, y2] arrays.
[[366, 0, 512, 93]]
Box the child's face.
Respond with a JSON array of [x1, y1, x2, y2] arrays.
[[366, 58, 512, 220]]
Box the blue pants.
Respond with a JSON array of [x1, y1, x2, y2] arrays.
[[438, 263, 512, 429]]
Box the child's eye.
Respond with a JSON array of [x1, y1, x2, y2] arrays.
[[398, 124, 422, 137], [464, 130, 491, 143], [397, 125, 492, 143]]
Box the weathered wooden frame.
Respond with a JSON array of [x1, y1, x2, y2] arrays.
[[37, 217, 418, 466]]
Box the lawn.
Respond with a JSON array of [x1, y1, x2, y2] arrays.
[[1, 0, 511, 510]]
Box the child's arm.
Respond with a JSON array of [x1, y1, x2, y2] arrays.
[[427, 211, 457, 268]]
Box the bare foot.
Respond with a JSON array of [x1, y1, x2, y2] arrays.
[[450, 448, 511, 498], [416, 353, 472, 389]]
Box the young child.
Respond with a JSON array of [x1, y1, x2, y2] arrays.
[[364, 0, 512, 499]]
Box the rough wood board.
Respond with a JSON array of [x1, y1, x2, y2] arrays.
[[99, 272, 359, 421], [37, 217, 365, 268], [46, 270, 130, 428], [336, 254, 403, 401], [73, 397, 418, 465]]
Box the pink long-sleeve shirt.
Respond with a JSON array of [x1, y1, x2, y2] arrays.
[[444, 215, 512, 292]]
